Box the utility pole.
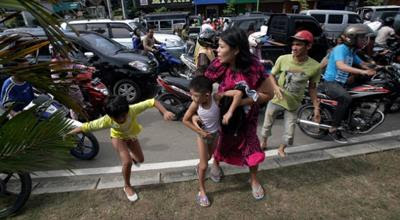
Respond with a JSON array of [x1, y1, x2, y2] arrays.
[[256, 0, 259, 12], [105, 0, 112, 19], [121, 0, 126, 19]]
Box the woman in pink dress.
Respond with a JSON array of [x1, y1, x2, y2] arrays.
[[202, 27, 275, 200]]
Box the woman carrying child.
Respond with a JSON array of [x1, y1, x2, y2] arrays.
[[196, 27, 275, 200], [68, 96, 175, 202]]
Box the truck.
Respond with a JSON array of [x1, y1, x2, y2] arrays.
[[261, 13, 329, 63]]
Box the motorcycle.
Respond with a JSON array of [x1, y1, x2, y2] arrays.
[[74, 68, 109, 121], [370, 64, 400, 112], [152, 44, 186, 77], [179, 53, 196, 79], [0, 95, 99, 217], [297, 81, 389, 139], [156, 75, 192, 120]]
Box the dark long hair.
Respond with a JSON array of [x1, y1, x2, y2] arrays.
[[220, 27, 254, 74]]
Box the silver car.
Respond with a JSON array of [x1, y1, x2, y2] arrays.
[[61, 19, 186, 58]]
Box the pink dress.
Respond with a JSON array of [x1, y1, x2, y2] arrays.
[[205, 58, 267, 167]]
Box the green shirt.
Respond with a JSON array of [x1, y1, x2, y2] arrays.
[[271, 54, 321, 111]]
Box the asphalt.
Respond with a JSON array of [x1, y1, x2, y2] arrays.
[[29, 129, 400, 195]]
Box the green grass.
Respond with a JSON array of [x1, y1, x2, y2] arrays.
[[9, 150, 400, 219]]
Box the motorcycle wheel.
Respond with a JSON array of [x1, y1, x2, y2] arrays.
[[0, 172, 32, 218], [169, 65, 182, 77], [70, 133, 99, 160], [157, 93, 185, 121], [297, 104, 332, 139]]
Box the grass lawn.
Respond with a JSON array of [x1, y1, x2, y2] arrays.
[[9, 150, 400, 219]]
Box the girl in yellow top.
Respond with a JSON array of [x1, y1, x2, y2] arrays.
[[68, 95, 175, 202]]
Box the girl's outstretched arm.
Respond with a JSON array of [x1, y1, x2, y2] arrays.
[[67, 127, 83, 135], [154, 100, 175, 120]]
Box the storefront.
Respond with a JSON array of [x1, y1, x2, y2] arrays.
[[194, 0, 226, 18], [228, 0, 257, 14], [136, 0, 194, 13]]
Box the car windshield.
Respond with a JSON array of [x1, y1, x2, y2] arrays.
[[80, 33, 124, 53]]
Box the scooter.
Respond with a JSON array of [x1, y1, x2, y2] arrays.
[[152, 44, 186, 77], [156, 75, 191, 120], [0, 95, 99, 218], [74, 68, 109, 121], [297, 77, 389, 139]]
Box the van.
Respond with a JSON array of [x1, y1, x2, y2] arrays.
[[357, 5, 400, 22], [300, 10, 362, 39], [144, 11, 190, 33]]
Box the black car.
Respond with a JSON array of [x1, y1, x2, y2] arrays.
[[229, 13, 271, 32], [2, 28, 159, 104]]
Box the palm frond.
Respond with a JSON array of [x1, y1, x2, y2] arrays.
[[0, 105, 76, 172]]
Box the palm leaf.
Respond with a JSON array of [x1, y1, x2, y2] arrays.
[[0, 105, 76, 172]]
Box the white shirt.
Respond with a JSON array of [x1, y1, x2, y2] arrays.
[[375, 26, 395, 46], [201, 23, 213, 33]]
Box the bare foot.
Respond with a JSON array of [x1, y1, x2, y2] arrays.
[[260, 138, 268, 151], [277, 144, 286, 158]]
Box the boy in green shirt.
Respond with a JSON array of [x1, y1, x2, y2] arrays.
[[260, 30, 321, 157]]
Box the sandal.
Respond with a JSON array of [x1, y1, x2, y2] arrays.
[[210, 165, 223, 183], [196, 192, 210, 207], [123, 186, 139, 202], [251, 183, 265, 200]]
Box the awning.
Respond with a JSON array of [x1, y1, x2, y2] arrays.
[[227, 0, 256, 4], [53, 2, 81, 12], [194, 0, 226, 5]]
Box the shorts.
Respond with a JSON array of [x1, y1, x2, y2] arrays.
[[200, 132, 219, 146]]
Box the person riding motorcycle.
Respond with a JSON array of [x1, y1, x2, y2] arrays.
[[0, 58, 34, 117], [194, 29, 217, 75], [375, 17, 397, 48], [131, 27, 143, 50], [143, 26, 161, 53], [322, 24, 376, 143]]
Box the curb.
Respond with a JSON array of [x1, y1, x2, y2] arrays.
[[30, 130, 400, 195]]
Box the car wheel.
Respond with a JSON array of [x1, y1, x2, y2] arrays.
[[113, 79, 141, 104]]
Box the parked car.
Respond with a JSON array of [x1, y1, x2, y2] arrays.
[[357, 5, 400, 22], [229, 13, 271, 32], [61, 19, 186, 59], [261, 13, 329, 62], [2, 27, 159, 104], [300, 10, 362, 39]]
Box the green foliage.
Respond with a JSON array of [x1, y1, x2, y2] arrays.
[[223, 3, 236, 16], [154, 6, 168, 13], [364, 0, 384, 6], [0, 0, 83, 172], [298, 0, 309, 10]]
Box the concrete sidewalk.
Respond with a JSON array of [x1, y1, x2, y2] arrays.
[[30, 130, 400, 195]]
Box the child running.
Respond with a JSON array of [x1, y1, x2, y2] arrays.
[[68, 95, 175, 202], [182, 75, 242, 207]]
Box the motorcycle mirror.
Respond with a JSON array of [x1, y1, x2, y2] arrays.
[[84, 52, 94, 59]]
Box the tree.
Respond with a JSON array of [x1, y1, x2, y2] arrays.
[[298, 0, 309, 11], [223, 3, 236, 16], [364, 0, 384, 5], [0, 0, 79, 172]]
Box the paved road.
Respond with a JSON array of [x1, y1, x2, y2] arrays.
[[70, 108, 400, 169]]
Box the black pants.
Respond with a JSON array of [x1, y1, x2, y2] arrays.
[[321, 81, 352, 127]]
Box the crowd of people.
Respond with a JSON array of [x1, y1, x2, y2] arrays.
[[1, 15, 397, 207]]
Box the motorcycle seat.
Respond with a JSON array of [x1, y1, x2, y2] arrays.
[[163, 76, 190, 91]]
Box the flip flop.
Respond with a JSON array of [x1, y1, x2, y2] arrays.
[[251, 184, 265, 200], [210, 165, 223, 183], [196, 192, 210, 207], [123, 187, 139, 202]]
